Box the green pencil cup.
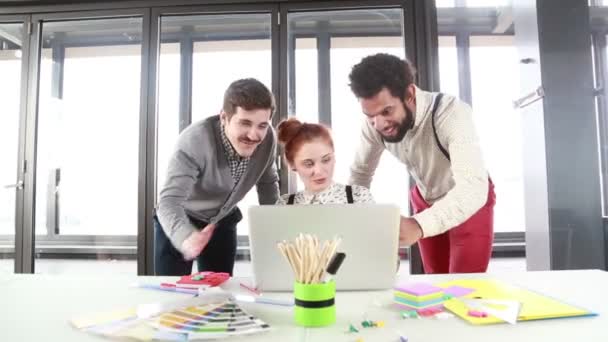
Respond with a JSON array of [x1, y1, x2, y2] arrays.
[[294, 281, 336, 327]]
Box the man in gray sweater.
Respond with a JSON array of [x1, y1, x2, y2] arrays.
[[155, 78, 279, 276]]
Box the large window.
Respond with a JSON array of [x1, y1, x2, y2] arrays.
[[437, 1, 524, 233], [37, 45, 141, 236], [4, 1, 517, 274], [34, 17, 142, 273], [0, 22, 23, 270], [469, 36, 524, 233]]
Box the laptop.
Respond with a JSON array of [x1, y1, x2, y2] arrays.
[[248, 204, 400, 291]]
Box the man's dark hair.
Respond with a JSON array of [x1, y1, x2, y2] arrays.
[[348, 53, 417, 101], [223, 78, 276, 119]]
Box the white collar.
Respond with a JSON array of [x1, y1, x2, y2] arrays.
[[302, 182, 339, 202]]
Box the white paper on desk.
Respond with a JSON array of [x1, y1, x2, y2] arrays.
[[137, 287, 233, 318], [460, 298, 521, 324], [187, 326, 271, 340]]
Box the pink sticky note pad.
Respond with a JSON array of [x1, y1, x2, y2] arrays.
[[418, 307, 443, 317], [395, 283, 443, 296]]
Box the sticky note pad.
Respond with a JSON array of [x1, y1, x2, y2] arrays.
[[395, 283, 443, 296], [394, 290, 445, 302], [443, 286, 475, 298], [394, 295, 446, 308], [418, 307, 443, 316]]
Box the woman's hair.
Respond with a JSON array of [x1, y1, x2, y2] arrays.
[[277, 118, 334, 164]]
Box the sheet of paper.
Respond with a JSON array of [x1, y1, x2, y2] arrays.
[[71, 308, 137, 329], [460, 298, 521, 324], [440, 279, 594, 325]]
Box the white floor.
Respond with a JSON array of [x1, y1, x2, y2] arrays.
[[0, 257, 526, 275]]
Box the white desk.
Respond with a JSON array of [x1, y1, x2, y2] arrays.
[[1, 270, 606, 341]]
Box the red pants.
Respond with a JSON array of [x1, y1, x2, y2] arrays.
[[410, 180, 496, 274]]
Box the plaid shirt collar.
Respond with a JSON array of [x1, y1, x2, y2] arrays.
[[220, 124, 250, 183], [220, 124, 243, 161]]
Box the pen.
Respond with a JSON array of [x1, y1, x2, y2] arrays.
[[160, 282, 203, 290], [138, 283, 198, 295], [322, 252, 346, 283], [239, 282, 261, 295]]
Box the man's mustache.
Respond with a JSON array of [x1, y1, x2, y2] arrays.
[[239, 137, 261, 144]]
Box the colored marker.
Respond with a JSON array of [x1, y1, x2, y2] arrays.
[[322, 252, 346, 283]]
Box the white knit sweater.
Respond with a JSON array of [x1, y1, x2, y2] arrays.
[[349, 87, 489, 238]]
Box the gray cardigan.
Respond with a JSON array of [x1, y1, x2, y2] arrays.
[[156, 115, 279, 250]]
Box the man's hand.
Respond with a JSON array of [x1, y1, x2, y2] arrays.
[[399, 216, 423, 246], [181, 223, 217, 260]]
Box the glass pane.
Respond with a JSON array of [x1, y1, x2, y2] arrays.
[[0, 22, 23, 272], [436, 0, 511, 7], [589, 10, 608, 216], [292, 37, 319, 190], [438, 1, 523, 236], [159, 14, 272, 236], [465, 0, 510, 7], [438, 36, 460, 96], [157, 42, 180, 199], [295, 38, 318, 124], [192, 39, 271, 121], [470, 35, 524, 233], [436, 0, 456, 7], [35, 17, 142, 274], [287, 9, 410, 216], [602, 34, 608, 217]]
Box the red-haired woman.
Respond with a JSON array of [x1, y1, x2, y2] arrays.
[[276, 118, 374, 205]]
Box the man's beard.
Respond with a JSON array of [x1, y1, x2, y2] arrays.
[[380, 106, 414, 143]]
